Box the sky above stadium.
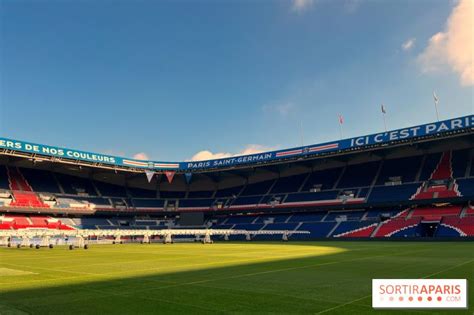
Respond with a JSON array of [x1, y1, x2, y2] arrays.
[[1, 0, 472, 162]]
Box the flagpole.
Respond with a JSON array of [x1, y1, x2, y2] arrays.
[[434, 100, 440, 122], [338, 114, 344, 140], [300, 120, 304, 146], [381, 104, 387, 132], [433, 91, 440, 122]]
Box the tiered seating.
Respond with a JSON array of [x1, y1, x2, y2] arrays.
[[6, 167, 49, 208], [9, 191, 49, 208], [324, 210, 365, 221], [431, 151, 452, 180], [21, 168, 60, 193], [72, 217, 112, 229], [365, 209, 401, 220], [368, 184, 419, 203], [376, 156, 423, 184], [419, 153, 443, 181], [410, 206, 462, 218], [254, 214, 291, 223], [302, 168, 342, 191], [225, 216, 258, 224], [337, 161, 380, 188], [332, 221, 378, 237], [215, 186, 243, 198], [95, 181, 127, 197], [451, 149, 470, 178], [465, 205, 474, 216], [456, 179, 474, 197], [253, 223, 299, 240], [285, 190, 339, 203], [0, 166, 11, 190], [373, 217, 421, 237], [412, 152, 460, 200], [55, 173, 97, 196], [179, 198, 214, 208], [0, 214, 74, 230], [240, 180, 275, 196], [231, 196, 262, 206], [288, 213, 325, 222], [132, 199, 165, 208], [270, 174, 307, 193], [292, 222, 336, 238], [128, 187, 157, 198], [439, 217, 474, 236]]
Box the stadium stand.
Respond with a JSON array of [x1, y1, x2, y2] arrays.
[[0, 118, 472, 241]]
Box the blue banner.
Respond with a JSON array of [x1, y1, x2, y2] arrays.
[[0, 115, 472, 171]]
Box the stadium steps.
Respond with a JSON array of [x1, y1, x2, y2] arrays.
[[365, 161, 384, 201], [284, 215, 293, 223], [370, 221, 383, 238], [332, 165, 346, 189], [321, 212, 330, 222], [465, 151, 473, 177], [298, 173, 311, 192], [460, 205, 469, 218], [92, 181, 102, 197], [431, 151, 453, 180], [414, 154, 426, 182], [327, 221, 341, 237], [266, 180, 278, 196], [52, 172, 66, 194], [334, 222, 378, 238], [291, 222, 303, 236], [220, 217, 229, 225]]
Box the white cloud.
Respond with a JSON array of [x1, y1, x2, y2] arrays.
[[262, 102, 295, 116], [418, 0, 473, 86], [402, 38, 416, 51], [189, 144, 275, 161], [133, 152, 149, 160], [292, 0, 315, 12]]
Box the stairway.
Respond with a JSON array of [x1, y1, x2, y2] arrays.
[[7, 167, 48, 208], [412, 151, 459, 200]]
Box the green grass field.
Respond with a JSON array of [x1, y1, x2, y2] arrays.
[[0, 241, 473, 314]]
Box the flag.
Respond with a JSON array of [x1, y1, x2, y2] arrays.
[[165, 171, 176, 183], [338, 114, 344, 125], [145, 170, 155, 183], [184, 172, 193, 184], [381, 104, 386, 114], [433, 91, 439, 104]]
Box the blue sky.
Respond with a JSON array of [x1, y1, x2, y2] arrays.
[[1, 0, 472, 162]]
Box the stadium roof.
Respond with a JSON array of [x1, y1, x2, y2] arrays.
[[1, 115, 473, 174]]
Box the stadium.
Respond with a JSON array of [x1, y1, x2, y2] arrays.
[[2, 0, 473, 314], [1, 115, 473, 314]]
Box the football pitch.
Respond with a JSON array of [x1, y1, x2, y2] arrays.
[[0, 241, 472, 314]]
